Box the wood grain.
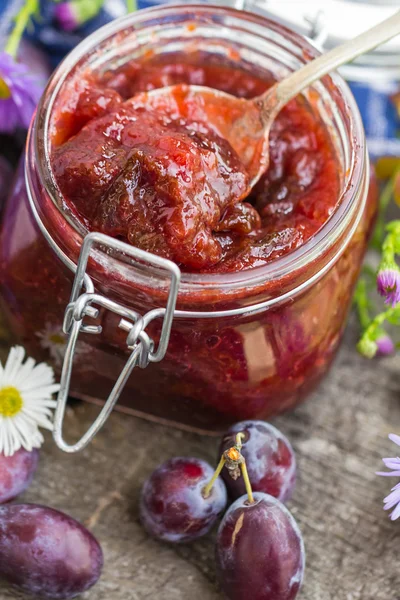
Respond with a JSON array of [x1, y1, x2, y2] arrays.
[[0, 313, 399, 600]]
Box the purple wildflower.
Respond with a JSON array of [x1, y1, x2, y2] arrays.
[[376, 333, 395, 356], [377, 267, 400, 307], [53, 2, 80, 32], [54, 0, 104, 32], [0, 52, 42, 133], [377, 434, 400, 520]]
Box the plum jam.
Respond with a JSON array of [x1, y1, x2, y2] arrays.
[[0, 7, 377, 435], [50, 58, 339, 274]]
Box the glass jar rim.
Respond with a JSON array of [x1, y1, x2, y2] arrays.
[[32, 3, 367, 299]]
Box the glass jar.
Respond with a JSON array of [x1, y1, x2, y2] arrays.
[[0, 5, 377, 447]]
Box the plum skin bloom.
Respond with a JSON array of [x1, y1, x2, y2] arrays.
[[377, 268, 400, 307], [377, 434, 400, 520], [0, 51, 43, 133]]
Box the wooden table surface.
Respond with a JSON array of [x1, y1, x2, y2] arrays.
[[0, 313, 399, 600]]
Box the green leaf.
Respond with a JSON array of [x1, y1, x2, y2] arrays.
[[5, 0, 39, 58], [394, 172, 400, 207]]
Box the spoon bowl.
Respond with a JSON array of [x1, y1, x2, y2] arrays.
[[130, 84, 274, 188], [131, 9, 400, 190]]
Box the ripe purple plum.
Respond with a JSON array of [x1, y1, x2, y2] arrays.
[[216, 492, 305, 600], [0, 448, 39, 504], [0, 504, 103, 599], [219, 420, 296, 502], [140, 457, 227, 543]]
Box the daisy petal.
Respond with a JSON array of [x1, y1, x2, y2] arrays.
[[384, 487, 400, 506], [390, 502, 400, 521], [0, 345, 58, 455], [382, 458, 400, 469], [389, 434, 400, 447]]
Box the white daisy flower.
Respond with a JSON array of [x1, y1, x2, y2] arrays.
[[37, 322, 68, 367], [0, 346, 60, 457], [37, 322, 91, 367]]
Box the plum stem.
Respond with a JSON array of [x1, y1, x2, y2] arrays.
[[240, 459, 254, 504], [202, 454, 226, 499], [203, 431, 254, 503], [235, 432, 254, 503], [235, 432, 245, 450]]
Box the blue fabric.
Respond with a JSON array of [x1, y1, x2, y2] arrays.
[[1, 0, 133, 67]]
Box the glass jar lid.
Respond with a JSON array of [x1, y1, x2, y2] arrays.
[[247, 0, 399, 49], [231, 0, 400, 80]]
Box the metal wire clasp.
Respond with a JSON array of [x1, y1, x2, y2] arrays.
[[53, 232, 181, 453]]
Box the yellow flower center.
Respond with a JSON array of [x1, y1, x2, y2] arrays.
[[0, 386, 23, 417], [0, 78, 11, 100], [49, 333, 65, 345]]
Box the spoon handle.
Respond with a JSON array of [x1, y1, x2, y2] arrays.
[[270, 9, 400, 113]]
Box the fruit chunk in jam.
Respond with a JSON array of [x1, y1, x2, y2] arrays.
[[52, 100, 255, 270], [50, 58, 339, 272]]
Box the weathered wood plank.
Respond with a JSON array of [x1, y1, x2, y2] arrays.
[[0, 314, 399, 600]]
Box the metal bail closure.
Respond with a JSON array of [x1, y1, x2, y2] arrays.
[[53, 232, 181, 453]]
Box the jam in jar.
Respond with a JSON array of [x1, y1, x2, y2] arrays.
[[0, 6, 377, 435]]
